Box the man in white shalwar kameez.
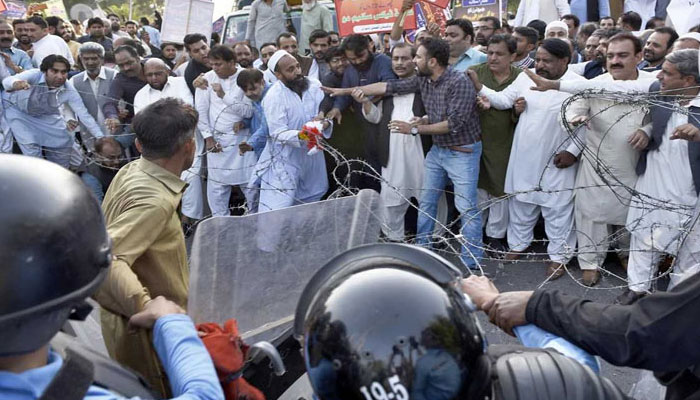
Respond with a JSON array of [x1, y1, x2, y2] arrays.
[[360, 43, 425, 241], [195, 45, 257, 216], [257, 50, 332, 212], [525, 49, 700, 305], [133, 58, 204, 221], [472, 38, 583, 278], [565, 34, 655, 286]]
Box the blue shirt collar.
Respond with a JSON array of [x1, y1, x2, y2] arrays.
[[0, 350, 62, 399]]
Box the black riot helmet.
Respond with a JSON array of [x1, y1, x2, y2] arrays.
[[0, 155, 112, 356], [294, 243, 489, 400]]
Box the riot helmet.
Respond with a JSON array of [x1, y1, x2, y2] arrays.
[[0, 155, 112, 356], [295, 243, 488, 400]]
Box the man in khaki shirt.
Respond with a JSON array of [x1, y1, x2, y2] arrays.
[[94, 97, 198, 397]]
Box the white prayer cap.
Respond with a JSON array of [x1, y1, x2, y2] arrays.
[[679, 32, 700, 43], [545, 21, 569, 36], [268, 49, 293, 73]]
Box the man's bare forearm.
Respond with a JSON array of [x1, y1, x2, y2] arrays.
[[417, 120, 449, 135]]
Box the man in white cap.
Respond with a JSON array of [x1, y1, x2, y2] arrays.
[[255, 49, 332, 212], [545, 20, 569, 39]]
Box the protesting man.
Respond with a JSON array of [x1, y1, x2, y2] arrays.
[[195, 45, 257, 216], [2, 55, 103, 167], [134, 58, 204, 222], [258, 49, 332, 212], [325, 38, 484, 270], [469, 38, 584, 278]]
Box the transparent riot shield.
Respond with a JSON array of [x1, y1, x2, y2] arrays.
[[188, 189, 381, 345]]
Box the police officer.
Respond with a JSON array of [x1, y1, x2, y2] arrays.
[[0, 154, 224, 400], [294, 243, 627, 400]]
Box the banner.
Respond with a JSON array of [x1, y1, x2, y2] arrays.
[[453, 0, 505, 21], [27, 0, 68, 19], [160, 0, 215, 43], [334, 0, 417, 36], [666, 0, 700, 34], [1, 0, 26, 18], [414, 0, 451, 34]]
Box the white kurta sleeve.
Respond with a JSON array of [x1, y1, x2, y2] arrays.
[[563, 96, 589, 157], [478, 73, 525, 110], [195, 88, 213, 139], [222, 84, 253, 118], [262, 96, 303, 147], [559, 78, 656, 94], [362, 101, 382, 124]]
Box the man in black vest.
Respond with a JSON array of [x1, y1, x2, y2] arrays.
[[353, 43, 430, 241], [525, 49, 700, 305]]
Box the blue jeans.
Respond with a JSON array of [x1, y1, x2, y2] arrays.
[[81, 172, 105, 203], [416, 143, 483, 269]]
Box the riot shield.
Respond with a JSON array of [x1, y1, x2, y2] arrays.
[[188, 189, 381, 345]]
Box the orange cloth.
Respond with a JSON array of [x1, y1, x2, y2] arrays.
[[197, 319, 266, 400]]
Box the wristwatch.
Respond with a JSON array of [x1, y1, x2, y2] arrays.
[[410, 126, 419, 136]]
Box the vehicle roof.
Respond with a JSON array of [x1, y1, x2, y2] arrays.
[[226, 0, 334, 16]]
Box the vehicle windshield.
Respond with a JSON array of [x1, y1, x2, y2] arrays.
[[222, 6, 338, 46]]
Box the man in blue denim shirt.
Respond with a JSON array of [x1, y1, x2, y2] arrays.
[[0, 155, 223, 400], [0, 21, 33, 76], [323, 38, 484, 269]]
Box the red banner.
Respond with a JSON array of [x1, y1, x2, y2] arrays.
[[334, 0, 417, 36]]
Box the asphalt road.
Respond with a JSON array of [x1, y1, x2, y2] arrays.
[[449, 245, 651, 397]]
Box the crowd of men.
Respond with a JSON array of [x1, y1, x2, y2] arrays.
[[0, 1, 699, 388]]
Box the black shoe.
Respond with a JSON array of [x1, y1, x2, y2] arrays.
[[485, 236, 508, 259], [614, 289, 646, 305]]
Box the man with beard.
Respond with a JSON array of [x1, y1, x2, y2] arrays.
[[307, 29, 331, 80], [0, 20, 32, 76], [325, 34, 395, 191], [470, 34, 523, 256], [325, 38, 483, 270], [159, 41, 178, 69], [319, 46, 365, 194], [77, 18, 114, 54], [195, 45, 256, 216], [12, 19, 32, 54], [61, 21, 80, 63], [232, 42, 254, 69], [565, 32, 655, 286], [527, 49, 700, 304], [358, 43, 428, 241], [134, 58, 203, 222], [258, 49, 332, 211], [571, 28, 619, 78], [474, 16, 500, 52], [2, 55, 103, 167], [638, 26, 678, 72], [512, 26, 538, 68], [468, 38, 584, 279], [299, 0, 333, 56], [25, 16, 74, 68], [68, 42, 115, 141], [104, 46, 146, 141], [183, 33, 211, 94], [45, 16, 65, 37], [445, 18, 486, 72]]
